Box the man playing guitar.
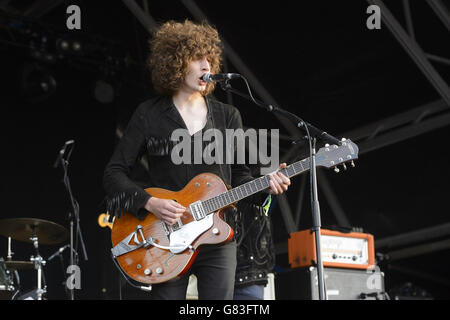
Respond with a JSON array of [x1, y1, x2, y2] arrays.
[[103, 19, 290, 300]]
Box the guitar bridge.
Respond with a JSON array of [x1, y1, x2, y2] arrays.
[[161, 219, 183, 236], [189, 201, 206, 221]]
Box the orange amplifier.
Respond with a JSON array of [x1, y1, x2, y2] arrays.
[[288, 229, 375, 270]]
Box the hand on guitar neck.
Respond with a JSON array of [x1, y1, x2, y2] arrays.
[[266, 163, 291, 195]]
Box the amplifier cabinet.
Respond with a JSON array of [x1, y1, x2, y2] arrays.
[[288, 229, 375, 270], [275, 266, 386, 300]]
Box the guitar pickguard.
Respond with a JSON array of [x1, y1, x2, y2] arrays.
[[169, 214, 213, 254]]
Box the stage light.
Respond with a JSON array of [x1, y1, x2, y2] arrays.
[[72, 41, 81, 52], [59, 40, 70, 51], [20, 62, 57, 103], [56, 39, 82, 54], [93, 80, 114, 104]]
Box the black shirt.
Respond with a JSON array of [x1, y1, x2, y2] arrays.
[[103, 95, 262, 219]]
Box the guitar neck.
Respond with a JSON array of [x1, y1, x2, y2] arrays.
[[202, 158, 311, 214]]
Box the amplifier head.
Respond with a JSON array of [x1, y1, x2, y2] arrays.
[[288, 229, 375, 270]]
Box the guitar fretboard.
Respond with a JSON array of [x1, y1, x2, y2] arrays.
[[202, 157, 311, 214]]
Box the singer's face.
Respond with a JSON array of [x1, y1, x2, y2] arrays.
[[181, 56, 210, 94]]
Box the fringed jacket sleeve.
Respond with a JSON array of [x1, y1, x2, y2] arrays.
[[103, 104, 151, 218]]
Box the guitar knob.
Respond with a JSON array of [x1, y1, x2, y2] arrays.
[[156, 267, 163, 274], [144, 268, 151, 275], [334, 167, 340, 173], [212, 228, 219, 235]]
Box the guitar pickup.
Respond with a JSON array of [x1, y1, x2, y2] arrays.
[[189, 201, 206, 221]]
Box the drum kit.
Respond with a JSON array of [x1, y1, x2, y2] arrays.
[[0, 217, 69, 300]]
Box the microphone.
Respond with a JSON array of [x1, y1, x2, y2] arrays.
[[53, 140, 75, 168], [48, 244, 70, 261], [201, 72, 240, 83]]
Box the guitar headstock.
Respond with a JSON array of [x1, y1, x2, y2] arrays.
[[316, 138, 359, 172], [98, 212, 114, 229]]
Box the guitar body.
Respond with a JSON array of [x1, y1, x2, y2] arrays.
[[111, 173, 234, 284]]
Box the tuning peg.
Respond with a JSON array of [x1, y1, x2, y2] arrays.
[[350, 160, 355, 168], [334, 167, 340, 173]]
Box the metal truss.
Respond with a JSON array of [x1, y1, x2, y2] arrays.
[[0, 0, 63, 18], [376, 222, 450, 288], [343, 98, 450, 154], [122, 0, 158, 33], [355, 1, 450, 264], [376, 222, 450, 250], [367, 0, 450, 105]]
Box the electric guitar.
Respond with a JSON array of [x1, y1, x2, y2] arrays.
[[111, 139, 359, 284]]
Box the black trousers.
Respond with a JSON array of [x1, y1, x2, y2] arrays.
[[149, 241, 237, 300]]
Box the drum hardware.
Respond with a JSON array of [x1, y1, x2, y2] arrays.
[[29, 236, 46, 300], [0, 218, 69, 300], [1, 237, 20, 300], [0, 257, 16, 300], [7, 237, 12, 260], [4, 260, 34, 270]]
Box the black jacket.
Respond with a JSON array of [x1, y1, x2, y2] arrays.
[[103, 95, 262, 219]]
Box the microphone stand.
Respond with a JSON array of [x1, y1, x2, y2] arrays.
[[54, 141, 88, 300], [219, 78, 341, 300]]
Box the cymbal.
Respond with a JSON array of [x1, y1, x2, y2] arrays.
[[4, 260, 34, 270], [0, 218, 68, 245]]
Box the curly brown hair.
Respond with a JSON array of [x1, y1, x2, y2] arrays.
[[147, 20, 223, 96]]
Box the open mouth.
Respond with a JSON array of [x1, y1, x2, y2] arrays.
[[198, 76, 207, 85]]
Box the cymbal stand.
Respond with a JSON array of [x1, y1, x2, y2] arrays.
[[29, 236, 46, 300], [7, 237, 12, 260]]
